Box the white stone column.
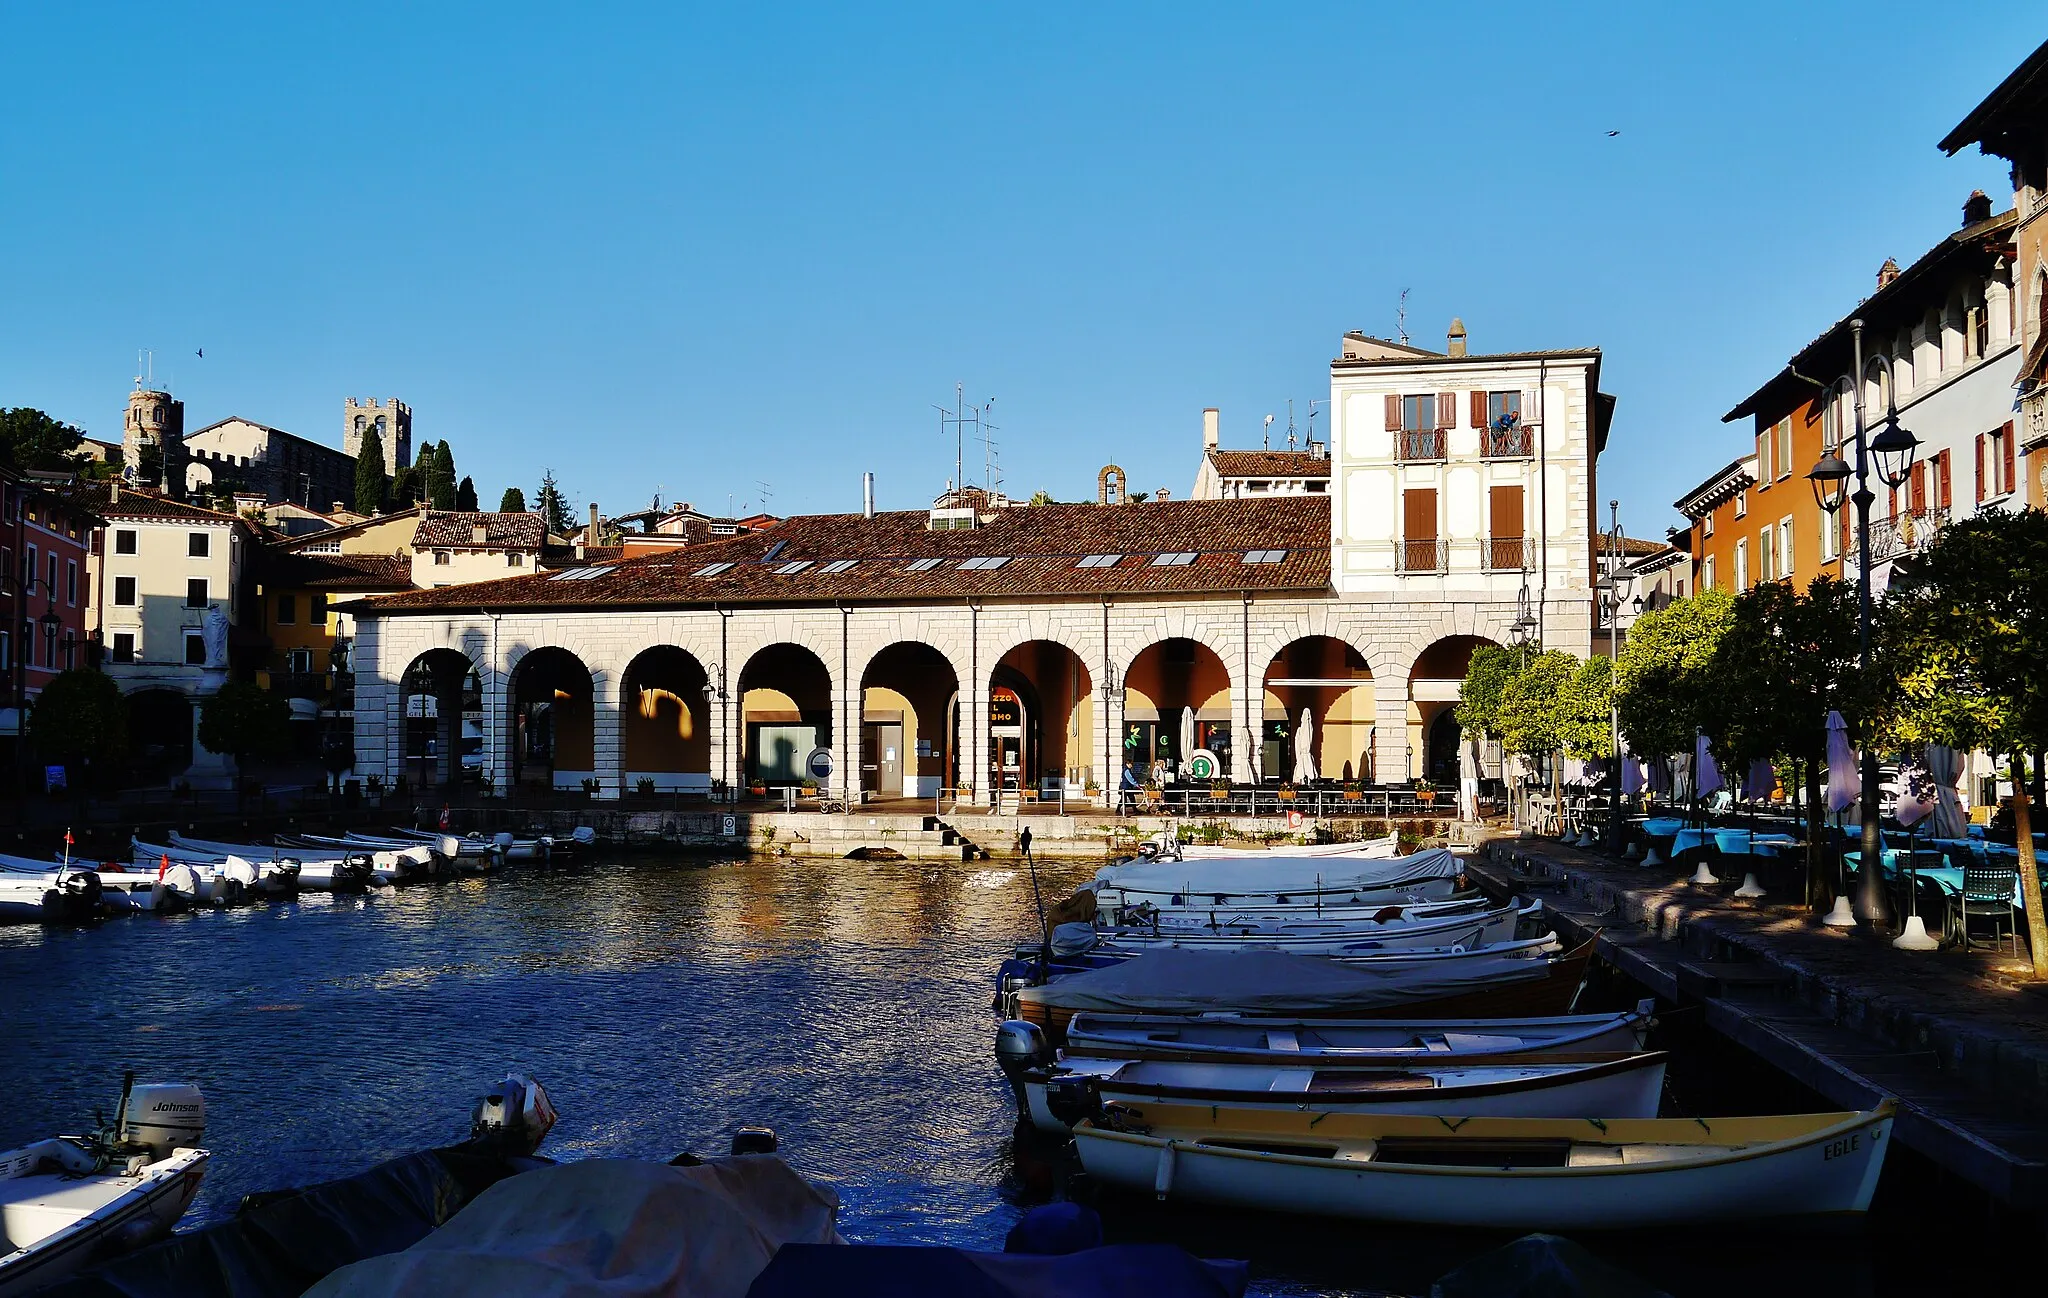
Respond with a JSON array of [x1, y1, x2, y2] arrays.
[[832, 685, 860, 804], [960, 684, 988, 809], [1097, 683, 1126, 811], [589, 668, 621, 799], [479, 663, 511, 795], [1374, 686, 1412, 785], [704, 680, 734, 799]]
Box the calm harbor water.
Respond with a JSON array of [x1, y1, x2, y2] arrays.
[[0, 854, 1957, 1296]]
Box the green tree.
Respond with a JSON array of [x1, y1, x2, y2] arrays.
[[197, 682, 292, 796], [391, 465, 422, 507], [1702, 577, 1861, 906], [455, 475, 478, 512], [1874, 510, 2048, 973], [499, 486, 526, 513], [1458, 643, 1522, 742], [28, 670, 127, 781], [0, 408, 90, 473], [1497, 650, 1576, 765], [1556, 656, 1615, 760], [1028, 489, 1055, 506], [428, 444, 457, 509], [535, 469, 573, 535], [1613, 588, 1735, 764], [353, 426, 388, 515]]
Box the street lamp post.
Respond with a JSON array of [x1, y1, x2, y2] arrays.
[[1807, 318, 1918, 930], [1603, 501, 1628, 854]]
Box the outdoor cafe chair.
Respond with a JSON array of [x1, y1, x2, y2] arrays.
[[1960, 861, 2021, 955]]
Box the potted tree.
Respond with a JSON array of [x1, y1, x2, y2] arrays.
[[1415, 779, 1437, 804]]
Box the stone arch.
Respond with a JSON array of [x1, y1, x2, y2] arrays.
[[400, 647, 480, 789], [1122, 636, 1232, 780], [988, 638, 1095, 796], [621, 645, 711, 793], [1262, 635, 1375, 783], [858, 640, 962, 799], [1409, 634, 1502, 787], [737, 641, 833, 788], [507, 646, 593, 789]]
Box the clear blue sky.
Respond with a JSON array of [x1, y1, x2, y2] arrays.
[[0, 3, 2031, 531]]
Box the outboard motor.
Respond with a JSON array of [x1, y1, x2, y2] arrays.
[[62, 869, 105, 918], [993, 958, 1040, 1018], [117, 1081, 207, 1160], [470, 1074, 558, 1156], [994, 1020, 1051, 1109], [159, 863, 200, 904], [1042, 1073, 1103, 1129], [492, 832, 515, 854], [730, 1126, 778, 1156], [571, 826, 597, 847]]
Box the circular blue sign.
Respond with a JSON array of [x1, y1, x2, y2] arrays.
[[806, 747, 835, 780]]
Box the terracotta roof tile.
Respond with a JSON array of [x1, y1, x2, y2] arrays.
[[412, 511, 546, 549], [257, 549, 416, 591], [57, 482, 245, 525], [1206, 450, 1332, 478], [356, 497, 1332, 614]]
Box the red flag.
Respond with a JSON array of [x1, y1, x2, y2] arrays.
[[64, 829, 73, 847], [159, 854, 169, 881]]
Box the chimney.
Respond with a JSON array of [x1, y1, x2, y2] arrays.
[[1202, 408, 1220, 451], [472, 523, 488, 545], [588, 501, 600, 539], [1447, 318, 1468, 357], [110, 479, 120, 504], [331, 500, 346, 515], [863, 471, 875, 518], [1963, 189, 1992, 227], [1876, 257, 1901, 289]]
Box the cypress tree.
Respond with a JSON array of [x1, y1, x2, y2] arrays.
[[392, 465, 422, 506], [499, 486, 526, 513], [353, 426, 387, 515], [428, 443, 457, 510], [456, 475, 478, 511]]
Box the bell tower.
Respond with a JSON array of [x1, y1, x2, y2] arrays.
[[344, 398, 412, 477], [124, 384, 187, 498]]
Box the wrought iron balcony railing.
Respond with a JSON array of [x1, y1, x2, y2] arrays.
[[1847, 506, 1949, 568], [1485, 537, 1531, 571], [1483, 426, 1533, 458], [1400, 429, 1446, 461], [1399, 539, 1449, 573]]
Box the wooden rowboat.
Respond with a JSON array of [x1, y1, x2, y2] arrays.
[[1071, 1099, 1896, 1230], [1013, 940, 1597, 1045], [1021, 1051, 1669, 1132], [1061, 1003, 1655, 1065]]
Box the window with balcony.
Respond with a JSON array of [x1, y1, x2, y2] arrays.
[[1386, 393, 1447, 460], [1401, 487, 1442, 572], [1481, 392, 1530, 456]]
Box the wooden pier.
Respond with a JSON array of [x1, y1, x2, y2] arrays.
[[1468, 836, 2048, 1213]]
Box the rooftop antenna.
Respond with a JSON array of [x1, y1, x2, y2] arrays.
[[1307, 400, 1322, 449], [934, 385, 994, 499], [1397, 289, 1410, 346], [1286, 400, 1297, 452], [981, 405, 1002, 495], [1262, 413, 1274, 451]]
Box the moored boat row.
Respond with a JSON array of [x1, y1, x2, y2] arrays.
[[992, 842, 1897, 1231]]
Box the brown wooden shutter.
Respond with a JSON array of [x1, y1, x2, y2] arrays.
[[1490, 484, 1525, 538], [1910, 461, 1926, 514], [1470, 391, 1487, 429], [1384, 395, 1401, 431], [1938, 450, 1952, 509], [1976, 434, 1986, 503], [2003, 420, 2017, 494], [1437, 393, 1456, 429], [1404, 487, 1438, 539]]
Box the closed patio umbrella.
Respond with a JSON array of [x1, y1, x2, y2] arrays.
[[1744, 759, 1775, 801], [1293, 708, 1318, 783], [1894, 759, 1934, 829], [1826, 711, 1858, 814], [1694, 733, 1723, 797], [1927, 744, 1967, 840], [1622, 754, 1645, 796], [1179, 706, 1196, 779]]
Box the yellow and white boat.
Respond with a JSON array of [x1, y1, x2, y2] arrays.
[[1071, 1099, 1895, 1230]]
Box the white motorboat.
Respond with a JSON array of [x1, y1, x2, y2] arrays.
[[1102, 894, 1489, 931], [0, 873, 107, 925], [1051, 1003, 1657, 1066], [389, 827, 549, 862], [129, 844, 306, 899], [170, 832, 421, 886], [1085, 899, 1541, 956], [1069, 1100, 1896, 1230], [1018, 1051, 1670, 1133], [0, 857, 175, 914], [0, 1075, 209, 1296]]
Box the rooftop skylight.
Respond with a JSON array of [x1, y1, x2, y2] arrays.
[[1242, 549, 1288, 564], [692, 561, 735, 577], [774, 561, 812, 574], [906, 558, 945, 572], [958, 556, 1010, 570], [1150, 552, 1198, 567], [819, 559, 858, 574], [546, 566, 613, 582], [1076, 553, 1121, 568]]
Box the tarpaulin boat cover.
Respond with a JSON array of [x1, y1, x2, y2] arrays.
[[1018, 946, 1548, 1018], [1089, 849, 1461, 898], [38, 1144, 526, 1298], [303, 1156, 843, 1298], [1430, 1232, 1669, 1298], [747, 1243, 1249, 1298]]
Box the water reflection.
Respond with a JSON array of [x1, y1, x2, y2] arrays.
[[0, 853, 1908, 1297]]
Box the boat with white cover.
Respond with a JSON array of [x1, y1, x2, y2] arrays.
[[1101, 894, 1490, 931], [0, 1074, 208, 1296], [1069, 1099, 1896, 1230], [1017, 1051, 1669, 1132], [0, 857, 175, 914], [1161, 831, 1400, 861], [1087, 848, 1467, 907], [169, 831, 422, 885], [0, 872, 107, 925], [115, 852, 264, 906], [134, 841, 346, 895], [1054, 1004, 1656, 1066], [386, 827, 552, 862]]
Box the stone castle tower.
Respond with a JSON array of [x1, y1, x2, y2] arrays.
[[344, 398, 412, 477], [124, 385, 187, 498]]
